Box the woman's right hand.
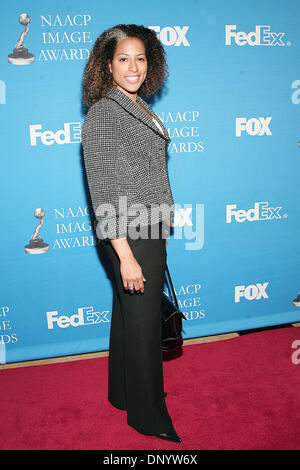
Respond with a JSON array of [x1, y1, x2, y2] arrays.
[[120, 256, 146, 294], [109, 237, 146, 293]]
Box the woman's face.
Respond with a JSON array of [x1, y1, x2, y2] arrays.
[[108, 37, 147, 101]]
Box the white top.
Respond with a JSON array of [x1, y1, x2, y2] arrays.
[[152, 116, 164, 135]]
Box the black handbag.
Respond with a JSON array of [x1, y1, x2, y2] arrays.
[[161, 263, 186, 352]]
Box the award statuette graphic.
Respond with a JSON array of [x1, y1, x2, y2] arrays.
[[25, 208, 49, 254], [8, 13, 34, 65]]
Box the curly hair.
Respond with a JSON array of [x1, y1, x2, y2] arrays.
[[82, 24, 169, 108]]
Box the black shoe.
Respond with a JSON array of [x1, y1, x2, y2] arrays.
[[153, 430, 182, 443]]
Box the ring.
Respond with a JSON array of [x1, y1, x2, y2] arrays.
[[128, 284, 134, 289]]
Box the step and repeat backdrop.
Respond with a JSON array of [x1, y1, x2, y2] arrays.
[[1, 0, 299, 363]]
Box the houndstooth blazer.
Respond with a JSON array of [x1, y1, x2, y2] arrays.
[[82, 86, 175, 240]]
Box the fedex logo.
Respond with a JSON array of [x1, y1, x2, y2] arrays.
[[225, 25, 286, 47], [226, 202, 282, 223], [47, 306, 109, 329], [30, 122, 82, 146]]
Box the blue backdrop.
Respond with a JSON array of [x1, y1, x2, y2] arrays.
[[1, 0, 299, 363]]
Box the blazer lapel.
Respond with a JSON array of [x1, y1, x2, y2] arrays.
[[105, 86, 170, 142]]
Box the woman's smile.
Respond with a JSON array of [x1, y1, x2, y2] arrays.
[[125, 75, 140, 83]]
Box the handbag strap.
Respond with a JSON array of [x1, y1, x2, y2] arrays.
[[165, 263, 179, 309]]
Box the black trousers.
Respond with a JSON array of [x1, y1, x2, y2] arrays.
[[101, 222, 175, 435]]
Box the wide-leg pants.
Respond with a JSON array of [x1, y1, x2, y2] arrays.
[[101, 222, 175, 435]]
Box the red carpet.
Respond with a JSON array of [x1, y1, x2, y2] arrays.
[[1, 327, 300, 450]]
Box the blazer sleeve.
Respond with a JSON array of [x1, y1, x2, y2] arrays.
[[82, 103, 126, 240]]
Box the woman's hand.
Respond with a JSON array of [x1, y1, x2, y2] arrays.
[[120, 256, 146, 293], [109, 237, 146, 293]]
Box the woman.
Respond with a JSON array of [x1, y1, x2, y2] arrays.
[[82, 24, 181, 443]]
